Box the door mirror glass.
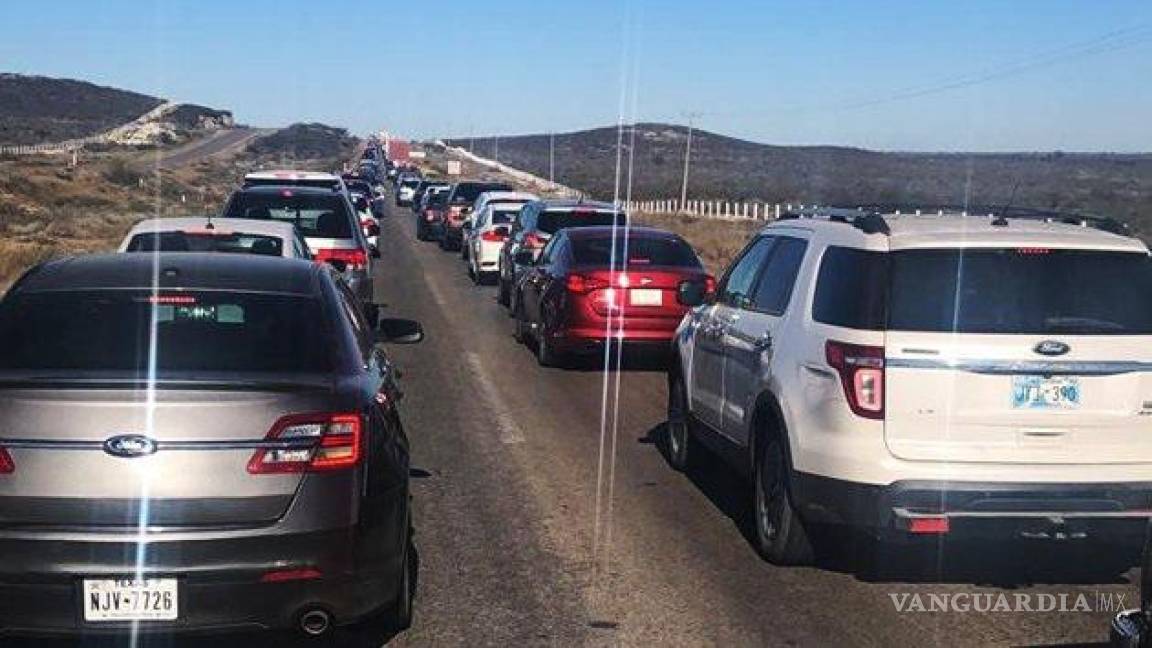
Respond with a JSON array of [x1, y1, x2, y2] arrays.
[[677, 279, 709, 307], [377, 318, 424, 344], [514, 250, 536, 266]]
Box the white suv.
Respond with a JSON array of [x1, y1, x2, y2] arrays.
[[669, 209, 1152, 565]]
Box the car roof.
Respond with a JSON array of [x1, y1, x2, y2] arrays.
[[15, 253, 322, 295], [478, 191, 537, 203], [537, 199, 622, 213], [562, 225, 680, 240], [124, 217, 300, 239], [244, 170, 340, 181], [762, 212, 1149, 253]]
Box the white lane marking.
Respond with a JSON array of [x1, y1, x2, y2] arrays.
[[465, 351, 526, 445], [426, 278, 449, 310]]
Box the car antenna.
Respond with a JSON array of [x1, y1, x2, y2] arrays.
[[205, 212, 215, 230], [992, 181, 1019, 227]]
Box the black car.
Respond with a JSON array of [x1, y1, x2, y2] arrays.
[[437, 181, 514, 251], [0, 253, 423, 640]]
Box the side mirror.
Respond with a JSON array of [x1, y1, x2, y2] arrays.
[[370, 246, 381, 259], [462, 221, 473, 231], [677, 279, 709, 307], [377, 318, 424, 344], [514, 250, 536, 266]]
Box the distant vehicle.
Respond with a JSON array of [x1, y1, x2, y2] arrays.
[[411, 179, 449, 215], [222, 185, 378, 319], [669, 209, 1152, 565], [464, 193, 537, 283], [437, 181, 513, 252], [242, 170, 346, 194], [461, 191, 538, 261], [350, 193, 381, 253], [345, 178, 385, 217], [395, 176, 423, 207], [118, 217, 312, 259], [416, 185, 451, 242], [0, 252, 423, 639], [512, 226, 709, 367], [497, 199, 627, 309]]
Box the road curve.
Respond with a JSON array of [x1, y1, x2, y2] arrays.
[[156, 127, 269, 169], [376, 197, 1137, 647]]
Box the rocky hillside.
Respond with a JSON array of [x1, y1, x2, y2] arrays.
[[0, 74, 164, 145], [248, 123, 359, 162], [448, 123, 1152, 237]]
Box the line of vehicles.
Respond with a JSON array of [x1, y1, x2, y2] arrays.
[[0, 139, 425, 642], [394, 166, 1152, 587]]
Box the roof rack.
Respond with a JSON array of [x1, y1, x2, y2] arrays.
[[778, 206, 891, 235], [853, 204, 1131, 236]]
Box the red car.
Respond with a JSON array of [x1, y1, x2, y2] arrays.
[[512, 226, 713, 367]]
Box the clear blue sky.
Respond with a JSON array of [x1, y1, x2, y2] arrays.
[[2, 0, 1149, 151]]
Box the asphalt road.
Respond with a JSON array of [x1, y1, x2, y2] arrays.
[[375, 198, 1139, 647], [156, 128, 269, 168]]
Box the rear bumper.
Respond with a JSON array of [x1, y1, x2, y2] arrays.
[[792, 473, 1152, 542], [552, 326, 676, 354]]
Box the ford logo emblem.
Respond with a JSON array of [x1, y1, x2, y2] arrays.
[[103, 435, 158, 458], [1033, 340, 1070, 357]]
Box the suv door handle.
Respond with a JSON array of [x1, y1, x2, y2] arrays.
[[753, 334, 773, 352]]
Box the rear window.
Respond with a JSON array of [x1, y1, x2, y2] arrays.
[[491, 209, 521, 225], [451, 183, 513, 204], [0, 291, 332, 373], [126, 231, 285, 256], [890, 248, 1152, 335], [225, 191, 353, 239], [573, 236, 701, 268], [813, 246, 1152, 334], [401, 179, 421, 188], [537, 210, 626, 234]]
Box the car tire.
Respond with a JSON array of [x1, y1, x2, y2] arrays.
[[753, 430, 814, 566], [536, 326, 562, 368], [497, 276, 510, 307], [384, 530, 416, 632], [460, 244, 469, 261], [665, 372, 693, 472], [513, 302, 528, 344]]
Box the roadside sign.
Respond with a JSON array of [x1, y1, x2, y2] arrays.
[[446, 160, 462, 176]]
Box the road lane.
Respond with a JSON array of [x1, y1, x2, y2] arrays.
[[376, 196, 1137, 647]]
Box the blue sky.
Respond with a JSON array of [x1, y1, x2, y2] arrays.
[[1, 0, 1149, 151]]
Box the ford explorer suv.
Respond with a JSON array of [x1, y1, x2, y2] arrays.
[[669, 209, 1152, 565], [0, 253, 424, 640]]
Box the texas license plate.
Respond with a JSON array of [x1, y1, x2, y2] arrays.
[[83, 578, 178, 622], [1011, 375, 1081, 410], [629, 289, 662, 306]]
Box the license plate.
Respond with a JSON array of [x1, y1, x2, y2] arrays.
[[629, 289, 662, 306], [1011, 375, 1081, 410], [83, 578, 178, 622]]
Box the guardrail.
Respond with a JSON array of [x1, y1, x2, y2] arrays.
[[435, 141, 582, 198]]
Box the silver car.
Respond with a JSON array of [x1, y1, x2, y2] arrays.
[[118, 217, 313, 259], [0, 253, 422, 640]]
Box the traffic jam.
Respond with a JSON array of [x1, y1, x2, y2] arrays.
[[0, 134, 1150, 646]]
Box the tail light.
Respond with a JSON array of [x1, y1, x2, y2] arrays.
[[0, 448, 13, 474], [424, 210, 436, 222], [480, 230, 506, 243], [523, 232, 547, 249], [247, 412, 362, 474], [565, 273, 610, 294], [704, 275, 717, 297], [825, 341, 885, 419], [314, 248, 368, 271], [361, 219, 379, 236]]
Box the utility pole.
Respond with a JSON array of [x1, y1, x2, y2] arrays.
[[494, 136, 499, 163], [679, 112, 702, 213], [549, 132, 555, 184]]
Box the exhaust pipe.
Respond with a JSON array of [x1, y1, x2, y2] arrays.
[[299, 608, 332, 637]]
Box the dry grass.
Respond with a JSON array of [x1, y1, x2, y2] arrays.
[[634, 211, 759, 275]]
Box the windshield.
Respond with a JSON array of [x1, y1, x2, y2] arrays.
[[573, 236, 701, 268], [225, 191, 353, 238], [0, 290, 331, 373], [537, 210, 626, 234], [126, 231, 285, 256]]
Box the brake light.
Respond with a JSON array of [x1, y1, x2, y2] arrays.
[[260, 567, 323, 583], [566, 274, 610, 294], [0, 448, 13, 474], [524, 233, 546, 249], [704, 275, 717, 297], [147, 295, 197, 305], [480, 230, 506, 243], [424, 210, 436, 222], [825, 341, 885, 419], [314, 248, 368, 271], [247, 412, 362, 474]]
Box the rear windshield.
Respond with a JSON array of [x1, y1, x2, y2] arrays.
[[0, 291, 332, 373], [451, 183, 513, 204], [225, 191, 353, 239], [573, 236, 701, 268], [491, 209, 521, 225], [244, 178, 339, 190], [813, 246, 1152, 334], [400, 179, 421, 188], [126, 232, 285, 256], [537, 210, 626, 235]]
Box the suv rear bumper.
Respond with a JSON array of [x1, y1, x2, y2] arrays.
[[793, 473, 1152, 542], [0, 522, 407, 636]]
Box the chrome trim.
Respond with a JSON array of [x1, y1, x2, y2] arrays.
[[886, 358, 1152, 376], [0, 439, 315, 451], [893, 507, 1152, 520]]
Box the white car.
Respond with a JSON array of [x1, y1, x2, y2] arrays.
[[118, 217, 312, 259], [669, 208, 1152, 565], [242, 169, 347, 195], [463, 191, 538, 272]]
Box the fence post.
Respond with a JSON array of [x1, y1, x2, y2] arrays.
[[775, 203, 781, 219]]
